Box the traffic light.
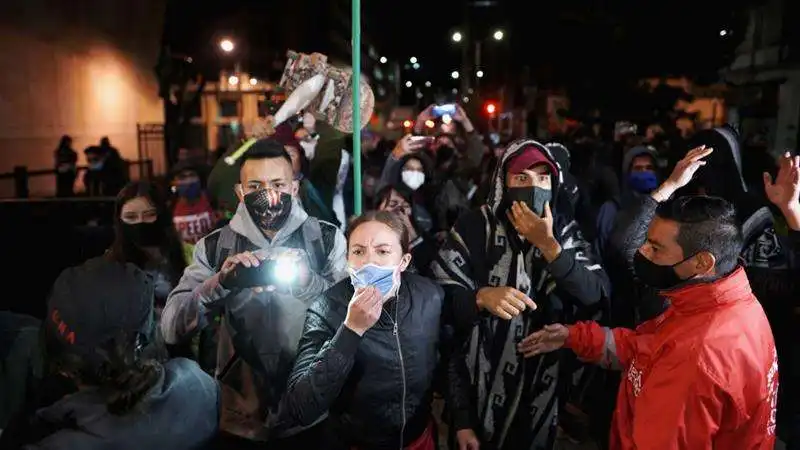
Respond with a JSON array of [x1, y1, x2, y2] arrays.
[[484, 101, 498, 116]]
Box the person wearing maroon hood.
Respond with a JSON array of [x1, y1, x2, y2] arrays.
[[271, 120, 339, 226], [434, 139, 609, 450]]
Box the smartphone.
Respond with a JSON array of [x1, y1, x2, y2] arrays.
[[408, 135, 434, 145], [225, 256, 299, 288], [432, 104, 456, 117]]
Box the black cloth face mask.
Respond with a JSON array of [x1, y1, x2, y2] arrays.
[[122, 222, 162, 247], [243, 188, 292, 232], [633, 251, 695, 290], [504, 186, 552, 216]]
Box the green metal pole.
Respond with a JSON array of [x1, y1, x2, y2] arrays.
[[352, 0, 362, 215]]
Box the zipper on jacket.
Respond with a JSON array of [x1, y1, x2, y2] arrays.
[[393, 321, 407, 450]]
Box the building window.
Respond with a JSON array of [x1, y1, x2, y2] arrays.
[[219, 99, 239, 118]]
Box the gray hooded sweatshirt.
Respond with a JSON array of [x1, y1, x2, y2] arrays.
[[160, 198, 347, 439]]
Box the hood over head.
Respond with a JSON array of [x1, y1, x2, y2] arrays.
[[685, 127, 747, 199], [546, 142, 571, 173], [622, 145, 659, 176], [487, 139, 563, 215]]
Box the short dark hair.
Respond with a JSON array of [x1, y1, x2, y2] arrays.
[[346, 210, 410, 253], [655, 195, 742, 276], [239, 138, 292, 168]]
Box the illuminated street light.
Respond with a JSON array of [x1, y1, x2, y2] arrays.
[[719, 29, 729, 37], [493, 30, 504, 41], [249, 78, 258, 85], [228, 75, 239, 85], [452, 31, 463, 43], [451, 70, 460, 79], [425, 81, 431, 87], [405, 80, 413, 88], [380, 56, 388, 63], [410, 56, 418, 64], [476, 70, 484, 78], [219, 38, 235, 53], [412, 62, 420, 70]]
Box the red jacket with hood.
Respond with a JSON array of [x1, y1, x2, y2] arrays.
[[566, 267, 778, 449]]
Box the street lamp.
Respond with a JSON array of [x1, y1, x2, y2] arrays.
[[412, 63, 420, 70], [425, 81, 431, 87], [228, 75, 239, 85], [451, 70, 460, 79], [493, 30, 504, 41], [409, 56, 418, 64], [219, 38, 235, 53], [249, 78, 258, 85], [452, 31, 463, 43], [476, 70, 484, 78], [405, 81, 413, 88], [380, 56, 388, 64]]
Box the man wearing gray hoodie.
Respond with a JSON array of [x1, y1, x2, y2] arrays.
[[161, 138, 347, 448]]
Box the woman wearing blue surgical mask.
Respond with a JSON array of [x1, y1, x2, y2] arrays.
[[285, 211, 445, 450]]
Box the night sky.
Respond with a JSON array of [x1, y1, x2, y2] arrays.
[[163, 0, 754, 91]]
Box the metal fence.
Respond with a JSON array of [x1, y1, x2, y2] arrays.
[[0, 159, 153, 199]]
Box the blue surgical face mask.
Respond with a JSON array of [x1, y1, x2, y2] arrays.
[[628, 171, 658, 193], [349, 264, 400, 299], [175, 181, 202, 199]]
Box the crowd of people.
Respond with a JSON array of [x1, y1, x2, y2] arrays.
[[0, 101, 797, 450]]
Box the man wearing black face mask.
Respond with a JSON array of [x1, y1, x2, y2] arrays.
[[161, 139, 347, 448], [434, 140, 609, 450], [519, 195, 778, 449]]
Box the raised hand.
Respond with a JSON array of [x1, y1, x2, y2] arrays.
[[652, 145, 714, 201]]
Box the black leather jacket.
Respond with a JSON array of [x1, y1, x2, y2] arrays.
[[284, 273, 443, 449]]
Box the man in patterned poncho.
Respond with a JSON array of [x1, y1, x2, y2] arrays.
[[435, 139, 610, 450]]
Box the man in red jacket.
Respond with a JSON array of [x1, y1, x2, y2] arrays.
[[519, 190, 778, 447]]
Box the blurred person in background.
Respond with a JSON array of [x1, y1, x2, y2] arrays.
[[375, 185, 437, 277], [83, 144, 128, 197], [378, 134, 436, 234], [108, 181, 187, 314], [286, 211, 444, 450], [596, 145, 661, 263], [170, 161, 217, 263], [271, 119, 339, 226], [54, 135, 77, 198], [0, 258, 219, 450]]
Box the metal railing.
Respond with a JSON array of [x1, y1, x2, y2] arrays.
[[0, 159, 153, 199]]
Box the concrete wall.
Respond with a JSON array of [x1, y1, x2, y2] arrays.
[[0, 0, 166, 197]]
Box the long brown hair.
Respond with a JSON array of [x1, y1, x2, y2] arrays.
[[107, 181, 186, 282]]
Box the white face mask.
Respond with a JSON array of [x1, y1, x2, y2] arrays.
[[401, 170, 425, 191], [300, 140, 317, 161]]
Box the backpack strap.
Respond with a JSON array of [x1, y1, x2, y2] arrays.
[[301, 218, 327, 273], [204, 225, 240, 271]]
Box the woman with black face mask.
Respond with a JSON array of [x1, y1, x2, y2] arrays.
[[107, 181, 186, 312]]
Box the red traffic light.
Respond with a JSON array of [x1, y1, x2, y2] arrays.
[[484, 102, 497, 115]]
